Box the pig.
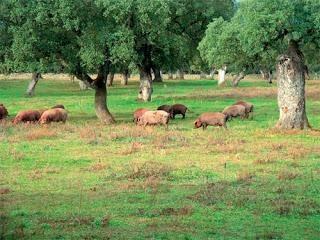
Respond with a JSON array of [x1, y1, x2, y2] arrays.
[[51, 104, 65, 109], [157, 105, 172, 114], [137, 110, 170, 128], [170, 104, 189, 119], [233, 101, 254, 118], [194, 112, 227, 130], [133, 108, 149, 124], [0, 104, 9, 120], [222, 105, 246, 121], [39, 108, 68, 124], [13, 110, 42, 124]]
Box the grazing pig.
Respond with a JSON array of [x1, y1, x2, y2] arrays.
[[157, 105, 172, 114], [194, 112, 227, 130], [233, 101, 253, 118], [13, 110, 42, 124], [170, 104, 188, 119], [0, 104, 9, 120], [137, 110, 170, 128], [39, 108, 68, 124], [51, 104, 65, 109], [222, 105, 246, 121], [133, 108, 149, 124]]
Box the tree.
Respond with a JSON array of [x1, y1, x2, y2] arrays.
[[200, 0, 320, 129]]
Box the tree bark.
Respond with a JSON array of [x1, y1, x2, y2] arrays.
[[276, 40, 310, 129], [121, 69, 129, 86], [107, 72, 114, 87], [74, 61, 115, 124], [138, 68, 153, 102], [152, 67, 163, 82], [218, 65, 227, 86], [175, 69, 184, 79], [232, 71, 245, 87], [26, 72, 41, 96], [260, 69, 273, 84]]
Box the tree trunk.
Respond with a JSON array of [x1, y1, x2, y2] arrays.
[[260, 69, 273, 84], [218, 65, 227, 86], [232, 71, 245, 87], [26, 72, 41, 96], [121, 69, 129, 86], [152, 67, 163, 82], [168, 71, 173, 80], [304, 65, 310, 80], [175, 69, 184, 79], [276, 40, 310, 129], [74, 60, 115, 124], [138, 68, 153, 102], [107, 72, 114, 87], [210, 66, 216, 79], [200, 71, 207, 79], [94, 65, 115, 124]]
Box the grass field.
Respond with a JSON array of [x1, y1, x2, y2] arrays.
[[0, 77, 320, 239]]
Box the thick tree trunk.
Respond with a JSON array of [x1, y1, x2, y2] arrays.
[[175, 69, 184, 79], [74, 61, 115, 124], [138, 68, 153, 102], [107, 72, 114, 87], [26, 72, 41, 96], [168, 71, 173, 80], [121, 69, 129, 86], [152, 67, 163, 82], [232, 71, 245, 87], [276, 41, 310, 129], [218, 65, 227, 86]]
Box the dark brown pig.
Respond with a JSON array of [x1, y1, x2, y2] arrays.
[[0, 104, 9, 120], [133, 108, 149, 124], [222, 105, 246, 121], [194, 112, 227, 130], [137, 110, 170, 128], [233, 101, 253, 118], [13, 110, 42, 124], [157, 105, 172, 114], [171, 104, 188, 119], [39, 108, 68, 124]]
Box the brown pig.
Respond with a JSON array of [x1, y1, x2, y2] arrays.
[[39, 108, 68, 124], [13, 110, 42, 124], [0, 104, 9, 120], [222, 105, 246, 121], [233, 101, 253, 118], [133, 108, 149, 124], [137, 110, 170, 128], [170, 104, 188, 119], [157, 105, 172, 114], [194, 112, 227, 130]]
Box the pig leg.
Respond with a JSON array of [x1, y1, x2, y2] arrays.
[[202, 123, 207, 130]]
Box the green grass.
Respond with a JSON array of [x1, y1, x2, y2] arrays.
[[0, 77, 320, 239]]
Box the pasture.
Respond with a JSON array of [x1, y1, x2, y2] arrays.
[[1, 77, 320, 239]]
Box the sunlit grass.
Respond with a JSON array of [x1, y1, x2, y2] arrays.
[[0, 76, 319, 239]]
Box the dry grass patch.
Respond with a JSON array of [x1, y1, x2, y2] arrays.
[[126, 161, 173, 180], [89, 162, 107, 171], [119, 142, 143, 155], [237, 169, 256, 182], [79, 127, 100, 145], [278, 168, 300, 180], [108, 125, 154, 140], [25, 128, 58, 141]]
